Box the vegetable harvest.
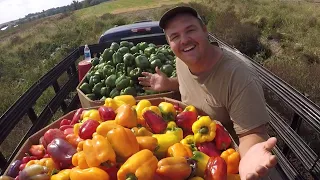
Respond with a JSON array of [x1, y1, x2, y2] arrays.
[[1, 95, 240, 180]]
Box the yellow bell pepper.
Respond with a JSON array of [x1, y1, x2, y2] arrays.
[[115, 104, 137, 128], [73, 123, 82, 136], [192, 116, 216, 144], [104, 98, 123, 111], [141, 106, 161, 117], [96, 120, 122, 137], [72, 151, 89, 169], [51, 169, 71, 180], [152, 133, 180, 155], [83, 134, 116, 167], [131, 127, 153, 136], [117, 149, 158, 180], [70, 167, 109, 180], [113, 95, 136, 106], [25, 158, 58, 175], [192, 151, 210, 177], [166, 121, 183, 140], [136, 100, 152, 118], [184, 105, 198, 115], [158, 102, 176, 121], [82, 109, 101, 122], [180, 135, 197, 151], [107, 127, 139, 160]]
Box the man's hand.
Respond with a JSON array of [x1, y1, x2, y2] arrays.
[[239, 137, 277, 180], [138, 67, 179, 92]]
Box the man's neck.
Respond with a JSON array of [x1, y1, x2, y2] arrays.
[[189, 43, 223, 76]]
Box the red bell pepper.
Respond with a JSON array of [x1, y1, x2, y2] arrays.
[[59, 125, 74, 131], [79, 120, 100, 140], [100, 166, 118, 180], [63, 128, 74, 136], [70, 108, 84, 125], [197, 141, 221, 157], [43, 129, 66, 148], [173, 104, 183, 114], [29, 145, 45, 159], [204, 156, 227, 180], [214, 124, 231, 150], [176, 111, 198, 135], [143, 110, 167, 134], [47, 138, 76, 169], [60, 119, 71, 127], [98, 106, 116, 121]]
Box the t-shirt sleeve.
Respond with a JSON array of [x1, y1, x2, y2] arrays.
[[228, 77, 270, 135]]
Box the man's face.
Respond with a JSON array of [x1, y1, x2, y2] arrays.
[[164, 13, 208, 66]]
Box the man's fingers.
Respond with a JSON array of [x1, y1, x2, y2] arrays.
[[246, 172, 259, 180], [264, 137, 277, 151], [155, 66, 165, 76], [138, 76, 149, 82], [141, 72, 152, 77], [255, 165, 268, 177], [266, 155, 277, 168], [139, 81, 150, 87]]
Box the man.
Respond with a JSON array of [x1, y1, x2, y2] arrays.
[[138, 6, 278, 180]]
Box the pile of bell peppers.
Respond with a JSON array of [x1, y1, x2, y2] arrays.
[[1, 95, 240, 180]]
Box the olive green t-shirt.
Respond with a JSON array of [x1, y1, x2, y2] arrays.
[[176, 45, 270, 140]]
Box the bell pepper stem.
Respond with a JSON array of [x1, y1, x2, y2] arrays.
[[126, 173, 138, 180], [199, 126, 209, 134]]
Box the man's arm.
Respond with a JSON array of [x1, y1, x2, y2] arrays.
[[238, 125, 269, 157], [167, 77, 179, 91]]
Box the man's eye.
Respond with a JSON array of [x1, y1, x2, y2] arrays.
[[171, 36, 178, 40]]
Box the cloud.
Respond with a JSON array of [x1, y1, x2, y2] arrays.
[[0, 0, 75, 24]]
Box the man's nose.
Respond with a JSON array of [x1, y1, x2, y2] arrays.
[[180, 33, 190, 45]]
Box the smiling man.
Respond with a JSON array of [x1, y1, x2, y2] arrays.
[[138, 6, 278, 180]]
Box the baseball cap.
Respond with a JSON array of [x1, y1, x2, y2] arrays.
[[159, 6, 203, 29]]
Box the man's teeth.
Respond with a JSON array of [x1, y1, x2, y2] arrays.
[[183, 45, 195, 52]]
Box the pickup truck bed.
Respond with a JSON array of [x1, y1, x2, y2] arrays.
[[0, 30, 319, 179]]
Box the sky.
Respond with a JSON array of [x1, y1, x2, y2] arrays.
[[0, 0, 76, 24]]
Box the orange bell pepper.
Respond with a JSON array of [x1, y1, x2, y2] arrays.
[[117, 149, 158, 180], [25, 158, 58, 175], [167, 143, 192, 158], [136, 99, 152, 118], [115, 104, 137, 128], [227, 174, 241, 180], [156, 157, 192, 180], [189, 177, 204, 180], [96, 120, 122, 137], [220, 148, 240, 174], [83, 134, 116, 167], [131, 127, 153, 136], [107, 127, 139, 160], [113, 95, 136, 106], [72, 151, 89, 169], [66, 133, 83, 147], [51, 169, 71, 180], [70, 167, 109, 180], [136, 136, 158, 151]]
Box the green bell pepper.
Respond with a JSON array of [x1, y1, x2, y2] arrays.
[[120, 41, 130, 48], [123, 53, 135, 66], [160, 64, 174, 77], [148, 43, 156, 48], [91, 57, 99, 66], [89, 74, 101, 86], [110, 88, 120, 98], [156, 52, 166, 62], [105, 74, 117, 88], [166, 54, 175, 61], [113, 51, 123, 64], [129, 67, 142, 79], [137, 42, 148, 51], [135, 55, 149, 70], [100, 87, 111, 97], [106, 60, 114, 66], [80, 83, 92, 94], [116, 63, 126, 77], [171, 70, 177, 78], [92, 82, 104, 96], [115, 75, 130, 90], [130, 46, 139, 54], [118, 47, 130, 55], [127, 66, 134, 76], [110, 42, 120, 51], [100, 96, 107, 101], [102, 48, 114, 62], [150, 59, 162, 69], [86, 93, 96, 100], [120, 87, 137, 96], [103, 65, 116, 77], [144, 47, 156, 57]]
